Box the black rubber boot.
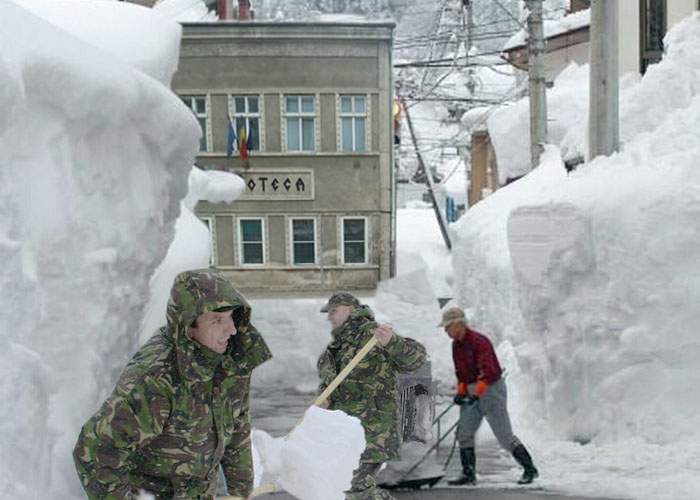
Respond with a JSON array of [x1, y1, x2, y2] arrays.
[[512, 444, 539, 484], [448, 447, 476, 486]]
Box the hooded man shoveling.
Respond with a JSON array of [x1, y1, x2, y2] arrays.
[[74, 269, 272, 500]]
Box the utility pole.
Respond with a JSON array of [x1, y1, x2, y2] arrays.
[[462, 0, 476, 95], [588, 0, 619, 159], [403, 101, 452, 251], [526, 0, 547, 168]]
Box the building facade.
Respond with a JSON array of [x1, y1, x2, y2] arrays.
[[172, 22, 395, 294]]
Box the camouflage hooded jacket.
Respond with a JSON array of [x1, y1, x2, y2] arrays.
[[316, 306, 427, 463], [74, 270, 272, 499]]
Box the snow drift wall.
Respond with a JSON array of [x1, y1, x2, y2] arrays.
[[453, 13, 700, 446], [0, 2, 200, 497]]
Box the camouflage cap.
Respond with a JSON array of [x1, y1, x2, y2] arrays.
[[320, 291, 361, 313], [438, 306, 466, 328]]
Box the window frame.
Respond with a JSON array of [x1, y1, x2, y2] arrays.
[[340, 216, 369, 266], [181, 94, 210, 152], [228, 94, 264, 153], [283, 94, 317, 152], [237, 217, 266, 267], [639, 0, 667, 74], [288, 217, 319, 266], [338, 94, 369, 152]]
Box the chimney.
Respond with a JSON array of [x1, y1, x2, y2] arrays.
[[217, 0, 232, 20], [238, 0, 251, 21]]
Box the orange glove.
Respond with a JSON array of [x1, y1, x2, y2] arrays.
[[473, 380, 490, 398], [456, 381, 468, 396]]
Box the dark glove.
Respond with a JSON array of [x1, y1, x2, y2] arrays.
[[453, 394, 466, 406], [466, 395, 479, 406]]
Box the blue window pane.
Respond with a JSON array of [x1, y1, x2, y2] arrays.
[[342, 117, 353, 151], [294, 243, 315, 264], [344, 219, 365, 241], [243, 243, 263, 264], [234, 97, 246, 113], [248, 118, 259, 150], [195, 98, 206, 114], [301, 96, 314, 113], [198, 117, 207, 151], [355, 96, 366, 113], [287, 118, 300, 150], [286, 96, 299, 113], [241, 220, 262, 242], [302, 118, 314, 151], [344, 242, 365, 263], [248, 97, 259, 113], [354, 118, 366, 152], [341, 96, 352, 113], [293, 219, 314, 242]]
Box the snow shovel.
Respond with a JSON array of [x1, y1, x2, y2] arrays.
[[219, 335, 379, 500]]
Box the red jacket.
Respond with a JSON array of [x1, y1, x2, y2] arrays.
[[452, 328, 502, 394]]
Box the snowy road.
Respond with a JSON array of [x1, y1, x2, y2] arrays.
[[249, 389, 620, 500], [255, 488, 616, 499]]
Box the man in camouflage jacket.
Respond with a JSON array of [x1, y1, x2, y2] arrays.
[[317, 292, 427, 500], [73, 269, 272, 499]]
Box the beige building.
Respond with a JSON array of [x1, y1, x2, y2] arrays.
[[172, 21, 395, 294], [503, 0, 699, 80]]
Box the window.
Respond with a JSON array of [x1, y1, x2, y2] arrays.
[[340, 95, 367, 152], [181, 95, 208, 151], [290, 218, 316, 265], [640, 0, 666, 73], [238, 218, 265, 265], [341, 217, 367, 264], [199, 216, 217, 266], [285, 95, 315, 151], [229, 95, 261, 151]]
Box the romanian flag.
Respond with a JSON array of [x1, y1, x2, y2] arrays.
[[238, 125, 249, 161]]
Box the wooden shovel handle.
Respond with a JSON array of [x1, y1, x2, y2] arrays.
[[313, 335, 379, 407]]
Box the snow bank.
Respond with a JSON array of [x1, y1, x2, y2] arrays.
[[13, 0, 183, 85], [503, 7, 590, 51], [487, 62, 589, 182], [452, 13, 700, 499], [139, 167, 245, 344], [0, 1, 199, 497], [252, 406, 365, 500]]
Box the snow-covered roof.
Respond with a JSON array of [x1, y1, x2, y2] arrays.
[[502, 8, 590, 51]]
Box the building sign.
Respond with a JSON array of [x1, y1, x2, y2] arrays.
[[239, 169, 314, 201]]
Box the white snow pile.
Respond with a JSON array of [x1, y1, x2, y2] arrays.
[[486, 61, 593, 182], [503, 7, 590, 51], [0, 1, 200, 498], [451, 13, 700, 500], [13, 0, 183, 85], [140, 167, 245, 344], [251, 406, 365, 500], [153, 0, 218, 23]]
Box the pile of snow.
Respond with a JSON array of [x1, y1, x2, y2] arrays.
[[503, 7, 590, 51], [487, 62, 590, 182], [153, 0, 218, 23], [14, 0, 183, 85], [252, 406, 365, 500], [0, 1, 200, 497], [451, 13, 700, 499]]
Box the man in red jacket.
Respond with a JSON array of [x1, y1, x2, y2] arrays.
[[439, 306, 538, 486]]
